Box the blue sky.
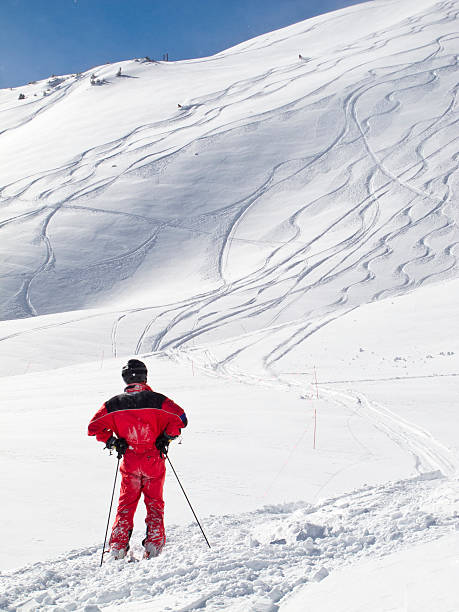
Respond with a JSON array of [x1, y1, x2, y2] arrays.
[[0, 0, 360, 88]]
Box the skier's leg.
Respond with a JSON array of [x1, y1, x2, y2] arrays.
[[110, 464, 142, 553], [142, 458, 166, 557]]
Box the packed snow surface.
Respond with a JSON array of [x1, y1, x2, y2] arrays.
[[2, 473, 458, 611], [1, 0, 459, 610]]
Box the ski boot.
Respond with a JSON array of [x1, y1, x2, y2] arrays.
[[109, 544, 129, 560], [142, 538, 164, 559]]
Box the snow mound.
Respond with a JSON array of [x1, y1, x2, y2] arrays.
[[1, 474, 457, 611]]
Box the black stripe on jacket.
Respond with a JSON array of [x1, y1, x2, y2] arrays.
[[105, 390, 167, 413]]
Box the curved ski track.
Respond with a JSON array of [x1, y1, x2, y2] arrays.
[[0, 3, 458, 380]]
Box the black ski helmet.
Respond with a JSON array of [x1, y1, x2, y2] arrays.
[[122, 359, 148, 384]]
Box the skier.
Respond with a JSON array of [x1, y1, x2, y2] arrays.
[[88, 359, 187, 559]]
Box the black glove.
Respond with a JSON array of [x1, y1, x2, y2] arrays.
[[105, 436, 129, 459], [155, 432, 174, 458], [105, 435, 116, 450], [114, 438, 129, 459]]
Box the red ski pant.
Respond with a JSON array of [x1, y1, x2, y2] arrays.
[[110, 450, 166, 551]]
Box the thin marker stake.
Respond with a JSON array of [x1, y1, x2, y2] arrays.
[[313, 407, 317, 450], [167, 455, 211, 549], [313, 365, 318, 448]]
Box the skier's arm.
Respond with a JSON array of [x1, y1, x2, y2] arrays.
[[87, 404, 115, 443], [161, 397, 188, 438]]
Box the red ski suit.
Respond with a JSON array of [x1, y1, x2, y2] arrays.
[[88, 382, 187, 552]]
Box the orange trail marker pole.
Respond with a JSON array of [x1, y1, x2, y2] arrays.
[[313, 407, 317, 450], [312, 365, 318, 449]]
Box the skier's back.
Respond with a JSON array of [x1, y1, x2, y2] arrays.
[[88, 359, 187, 559]]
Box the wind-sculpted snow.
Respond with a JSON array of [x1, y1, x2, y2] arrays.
[[0, 1, 458, 379], [1, 473, 457, 611]]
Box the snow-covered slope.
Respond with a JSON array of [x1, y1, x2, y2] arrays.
[[3, 473, 458, 611], [1, 0, 458, 363], [1, 0, 459, 610]]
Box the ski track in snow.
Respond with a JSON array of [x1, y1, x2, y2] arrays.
[[166, 348, 459, 480], [0, 1, 458, 334], [325, 388, 459, 477], [1, 473, 457, 612], [0, 2, 459, 607]]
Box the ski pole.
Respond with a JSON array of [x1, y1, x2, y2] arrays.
[[100, 456, 120, 566], [166, 455, 211, 549]]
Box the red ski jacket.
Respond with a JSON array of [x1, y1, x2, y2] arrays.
[[88, 383, 187, 454]]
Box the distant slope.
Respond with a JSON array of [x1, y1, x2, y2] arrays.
[[0, 0, 457, 375]]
